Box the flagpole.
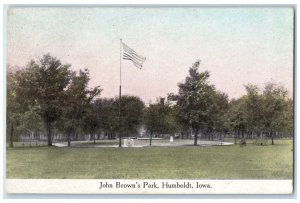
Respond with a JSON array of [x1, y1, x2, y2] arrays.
[[119, 38, 122, 147]]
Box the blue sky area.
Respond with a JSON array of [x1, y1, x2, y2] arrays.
[[7, 7, 294, 103]]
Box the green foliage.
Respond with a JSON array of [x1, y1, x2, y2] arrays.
[[7, 66, 44, 145], [243, 84, 264, 132], [30, 54, 73, 124], [261, 82, 290, 132], [15, 54, 74, 145], [206, 91, 229, 132], [93, 98, 119, 134], [170, 60, 228, 144], [82, 105, 100, 141], [144, 97, 176, 136], [6, 56, 293, 147], [7, 67, 19, 144], [224, 98, 247, 133], [284, 98, 294, 133], [243, 82, 292, 134], [58, 69, 102, 146], [14, 105, 44, 136], [93, 95, 145, 136], [165, 104, 182, 135], [239, 82, 293, 144], [117, 95, 145, 134], [7, 54, 103, 146]]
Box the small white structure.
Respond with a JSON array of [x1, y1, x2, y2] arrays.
[[124, 139, 135, 147], [170, 136, 174, 144]]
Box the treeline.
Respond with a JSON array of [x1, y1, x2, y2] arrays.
[[6, 55, 293, 147]]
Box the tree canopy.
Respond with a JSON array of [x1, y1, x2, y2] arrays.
[[6, 55, 293, 147], [169, 60, 228, 145], [59, 69, 101, 146], [144, 97, 179, 145]]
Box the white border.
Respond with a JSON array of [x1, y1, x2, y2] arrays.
[[6, 179, 293, 194], [0, 0, 299, 5]]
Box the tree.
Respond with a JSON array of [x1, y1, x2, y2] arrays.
[[261, 83, 289, 145], [113, 95, 145, 146], [224, 98, 247, 144], [94, 95, 145, 145], [170, 60, 224, 146], [6, 66, 17, 147], [205, 91, 229, 139], [144, 97, 176, 145], [243, 84, 264, 137], [165, 103, 182, 138], [242, 82, 292, 144], [16, 54, 73, 146], [117, 95, 145, 134], [166, 98, 191, 139], [284, 98, 294, 137], [93, 98, 119, 139], [7, 66, 44, 147], [14, 105, 44, 141], [59, 69, 101, 146], [83, 103, 101, 144]]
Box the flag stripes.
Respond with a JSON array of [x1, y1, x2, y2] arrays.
[[122, 42, 146, 69]]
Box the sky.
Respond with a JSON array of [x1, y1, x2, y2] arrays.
[[7, 7, 294, 103]]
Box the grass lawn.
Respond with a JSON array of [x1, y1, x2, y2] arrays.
[[6, 139, 293, 179]]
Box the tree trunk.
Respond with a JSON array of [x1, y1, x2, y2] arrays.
[[118, 132, 122, 147], [93, 134, 96, 144], [194, 129, 198, 146], [150, 132, 153, 146], [9, 121, 14, 148], [234, 132, 237, 144], [67, 133, 71, 147], [47, 121, 52, 146], [271, 131, 274, 145]]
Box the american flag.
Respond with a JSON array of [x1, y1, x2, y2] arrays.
[[122, 42, 146, 69]]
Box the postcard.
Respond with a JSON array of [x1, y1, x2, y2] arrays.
[[5, 5, 294, 195]]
